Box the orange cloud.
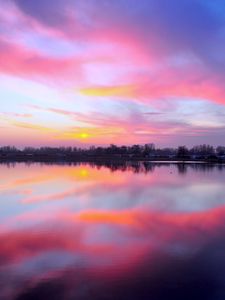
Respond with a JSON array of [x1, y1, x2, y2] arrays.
[[78, 73, 225, 106], [11, 121, 56, 132], [78, 210, 137, 226], [80, 84, 137, 98]]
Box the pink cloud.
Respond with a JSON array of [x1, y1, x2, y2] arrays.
[[0, 38, 83, 83]]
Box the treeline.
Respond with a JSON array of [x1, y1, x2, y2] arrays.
[[0, 144, 225, 162]]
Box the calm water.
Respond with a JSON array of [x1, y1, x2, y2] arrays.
[[1, 162, 225, 300]]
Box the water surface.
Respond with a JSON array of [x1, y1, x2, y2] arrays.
[[0, 162, 225, 300]]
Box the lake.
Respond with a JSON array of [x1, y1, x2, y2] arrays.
[[0, 162, 225, 300]]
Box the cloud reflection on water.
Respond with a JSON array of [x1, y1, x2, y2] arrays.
[[0, 162, 225, 300]]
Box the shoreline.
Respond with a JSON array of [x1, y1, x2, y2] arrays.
[[0, 157, 224, 164]]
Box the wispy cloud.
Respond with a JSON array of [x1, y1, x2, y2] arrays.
[[11, 121, 57, 133], [1, 0, 225, 145]]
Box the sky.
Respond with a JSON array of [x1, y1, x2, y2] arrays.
[[1, 0, 225, 147]]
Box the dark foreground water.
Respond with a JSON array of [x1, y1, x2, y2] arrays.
[[1, 162, 225, 300]]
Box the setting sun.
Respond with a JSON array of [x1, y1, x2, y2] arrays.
[[79, 133, 89, 139]]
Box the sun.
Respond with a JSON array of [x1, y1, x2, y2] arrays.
[[79, 132, 89, 139]]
